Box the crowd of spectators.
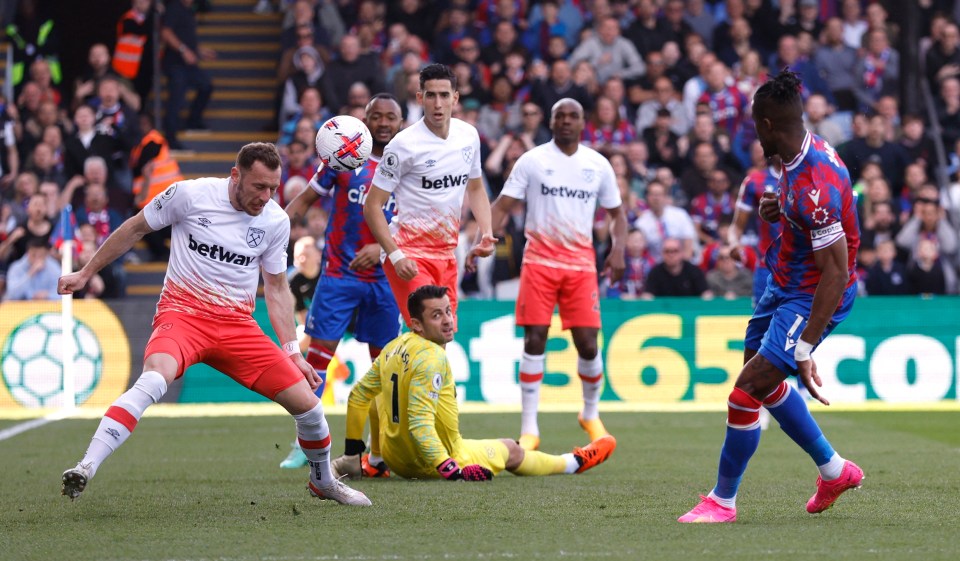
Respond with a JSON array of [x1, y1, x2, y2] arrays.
[[7, 0, 960, 303]]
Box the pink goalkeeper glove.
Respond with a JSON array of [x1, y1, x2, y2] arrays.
[[437, 458, 493, 481]]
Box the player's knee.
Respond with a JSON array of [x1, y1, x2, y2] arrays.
[[502, 438, 524, 471], [142, 352, 180, 383], [727, 387, 762, 430], [524, 329, 548, 354], [571, 329, 599, 359], [575, 343, 598, 360]]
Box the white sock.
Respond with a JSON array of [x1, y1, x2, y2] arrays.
[[367, 453, 384, 465], [561, 453, 579, 474], [578, 355, 604, 421], [708, 490, 736, 509], [81, 371, 167, 478], [818, 453, 846, 481], [519, 352, 544, 436], [294, 401, 333, 485]]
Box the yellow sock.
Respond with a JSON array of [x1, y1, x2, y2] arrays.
[[512, 450, 567, 476], [368, 398, 382, 456]]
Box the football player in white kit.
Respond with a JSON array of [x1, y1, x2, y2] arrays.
[[490, 98, 628, 452], [362, 63, 495, 328], [58, 143, 371, 506]]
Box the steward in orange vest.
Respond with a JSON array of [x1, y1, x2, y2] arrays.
[[131, 128, 184, 209], [113, 1, 155, 103]]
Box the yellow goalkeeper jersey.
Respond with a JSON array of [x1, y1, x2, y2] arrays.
[[345, 331, 461, 479]]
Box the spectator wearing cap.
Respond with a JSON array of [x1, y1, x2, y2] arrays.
[[280, 46, 334, 127], [783, 0, 824, 40], [3, 237, 60, 301], [569, 16, 645, 84], [642, 107, 682, 173]]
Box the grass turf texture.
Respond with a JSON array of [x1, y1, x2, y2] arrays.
[[2, 411, 958, 561]]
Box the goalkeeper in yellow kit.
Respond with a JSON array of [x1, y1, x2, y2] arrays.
[[331, 285, 616, 481]]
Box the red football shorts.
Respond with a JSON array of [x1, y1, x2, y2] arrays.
[[516, 262, 601, 329], [382, 256, 459, 328], [144, 311, 304, 399]]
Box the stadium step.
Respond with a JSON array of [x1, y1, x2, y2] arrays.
[[168, 2, 281, 180], [127, 0, 282, 281]]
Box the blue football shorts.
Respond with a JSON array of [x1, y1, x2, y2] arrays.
[[304, 275, 402, 348], [744, 278, 857, 376]]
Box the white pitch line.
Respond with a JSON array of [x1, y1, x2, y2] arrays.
[[0, 410, 72, 441]]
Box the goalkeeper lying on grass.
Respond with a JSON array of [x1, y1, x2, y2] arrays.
[[330, 285, 615, 481]]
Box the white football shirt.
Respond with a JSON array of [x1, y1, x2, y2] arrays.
[[143, 177, 290, 320], [374, 118, 482, 260], [501, 141, 621, 271]]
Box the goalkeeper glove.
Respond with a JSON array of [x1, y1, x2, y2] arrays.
[[437, 458, 493, 481]]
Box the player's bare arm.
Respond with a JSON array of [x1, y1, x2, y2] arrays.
[[284, 183, 320, 225], [604, 205, 628, 282], [262, 268, 320, 390], [465, 177, 497, 271], [490, 193, 521, 236], [364, 184, 418, 280], [797, 236, 849, 406], [58, 211, 154, 294], [729, 183, 751, 261]]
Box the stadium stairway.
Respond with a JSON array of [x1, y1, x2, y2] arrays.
[[126, 0, 282, 295]]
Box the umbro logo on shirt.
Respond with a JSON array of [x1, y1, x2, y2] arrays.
[[198, 217, 212, 228]]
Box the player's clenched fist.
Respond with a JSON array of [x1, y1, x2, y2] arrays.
[[758, 191, 781, 223], [394, 257, 419, 280], [58, 271, 90, 295]]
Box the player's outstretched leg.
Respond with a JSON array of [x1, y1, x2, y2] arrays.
[[572, 434, 616, 474], [762, 381, 863, 513], [62, 370, 168, 500], [518, 351, 544, 450], [679, 387, 763, 523], [293, 401, 371, 506], [504, 436, 614, 476]]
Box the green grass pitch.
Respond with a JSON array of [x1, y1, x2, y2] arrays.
[[1, 410, 958, 561]]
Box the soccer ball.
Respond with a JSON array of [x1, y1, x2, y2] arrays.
[[1, 313, 102, 408], [315, 115, 373, 172]]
